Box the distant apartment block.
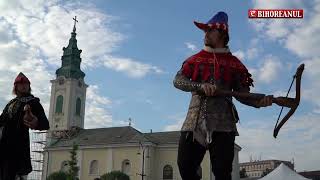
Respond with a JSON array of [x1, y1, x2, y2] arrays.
[[240, 160, 294, 178]]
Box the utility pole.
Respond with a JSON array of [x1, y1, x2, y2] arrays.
[[137, 141, 149, 180]]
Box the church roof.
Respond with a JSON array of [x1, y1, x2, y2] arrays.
[[48, 126, 141, 148], [144, 131, 181, 145], [46, 126, 241, 150]]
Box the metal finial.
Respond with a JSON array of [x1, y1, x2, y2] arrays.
[[73, 16, 78, 33]]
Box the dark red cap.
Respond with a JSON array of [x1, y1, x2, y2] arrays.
[[14, 72, 30, 85]]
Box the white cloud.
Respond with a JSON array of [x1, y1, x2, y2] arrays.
[[250, 0, 306, 42], [300, 58, 320, 110], [84, 85, 113, 129], [145, 99, 153, 105], [0, 0, 165, 130], [0, 38, 53, 113], [265, 20, 291, 40], [258, 57, 282, 83], [103, 56, 164, 78], [237, 1, 320, 171], [251, 0, 304, 9], [86, 85, 112, 106], [250, 0, 320, 58], [164, 121, 183, 131], [0, 0, 131, 129], [163, 113, 185, 131], [113, 119, 134, 127], [248, 56, 282, 84], [250, 0, 320, 112], [285, 12, 320, 58], [2, 2, 123, 69], [237, 113, 320, 171], [185, 42, 197, 51], [233, 50, 245, 61], [0, 20, 15, 44], [0, 0, 162, 74], [246, 47, 259, 60], [233, 38, 260, 61]]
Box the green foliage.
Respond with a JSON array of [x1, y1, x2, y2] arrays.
[[100, 171, 130, 180], [47, 171, 69, 180], [47, 143, 80, 180], [46, 171, 79, 180], [68, 143, 79, 179]]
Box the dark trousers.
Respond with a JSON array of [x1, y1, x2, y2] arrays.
[[0, 161, 19, 180], [177, 131, 235, 180]]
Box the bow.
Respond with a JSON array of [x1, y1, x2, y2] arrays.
[[273, 64, 305, 138], [196, 64, 305, 138]]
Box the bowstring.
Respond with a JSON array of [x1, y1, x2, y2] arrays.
[[274, 74, 297, 130]]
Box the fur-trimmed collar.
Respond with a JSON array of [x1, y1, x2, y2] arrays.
[[203, 45, 230, 53]]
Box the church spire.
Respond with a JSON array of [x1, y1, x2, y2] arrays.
[[56, 16, 85, 79]]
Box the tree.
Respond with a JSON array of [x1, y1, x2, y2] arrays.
[[100, 171, 130, 180], [239, 168, 248, 178], [47, 171, 69, 180], [67, 143, 79, 180], [47, 143, 79, 180]]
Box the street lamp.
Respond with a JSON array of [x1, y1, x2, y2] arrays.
[[137, 141, 149, 180]]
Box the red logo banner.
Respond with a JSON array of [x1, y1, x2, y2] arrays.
[[248, 9, 303, 18]]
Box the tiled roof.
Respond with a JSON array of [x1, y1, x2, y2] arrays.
[[46, 126, 241, 150]]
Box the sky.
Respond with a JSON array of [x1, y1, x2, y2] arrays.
[[0, 0, 319, 172]]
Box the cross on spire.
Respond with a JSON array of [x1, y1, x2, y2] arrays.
[[129, 118, 132, 126], [73, 16, 78, 33]]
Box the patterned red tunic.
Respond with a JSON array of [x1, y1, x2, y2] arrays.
[[173, 48, 257, 147]]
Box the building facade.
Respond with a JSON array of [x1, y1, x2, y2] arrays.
[[42, 127, 242, 180], [240, 160, 294, 178]]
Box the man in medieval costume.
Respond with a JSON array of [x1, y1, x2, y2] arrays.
[[0, 72, 50, 180], [173, 12, 273, 180]]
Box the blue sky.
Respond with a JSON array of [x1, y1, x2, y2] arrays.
[[0, 0, 319, 171]]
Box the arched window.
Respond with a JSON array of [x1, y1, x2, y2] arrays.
[[163, 165, 173, 180], [89, 160, 99, 175], [122, 159, 131, 175], [55, 95, 63, 113], [76, 97, 81, 116], [60, 161, 68, 172]]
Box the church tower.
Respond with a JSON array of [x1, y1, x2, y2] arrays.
[[48, 17, 88, 131]]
